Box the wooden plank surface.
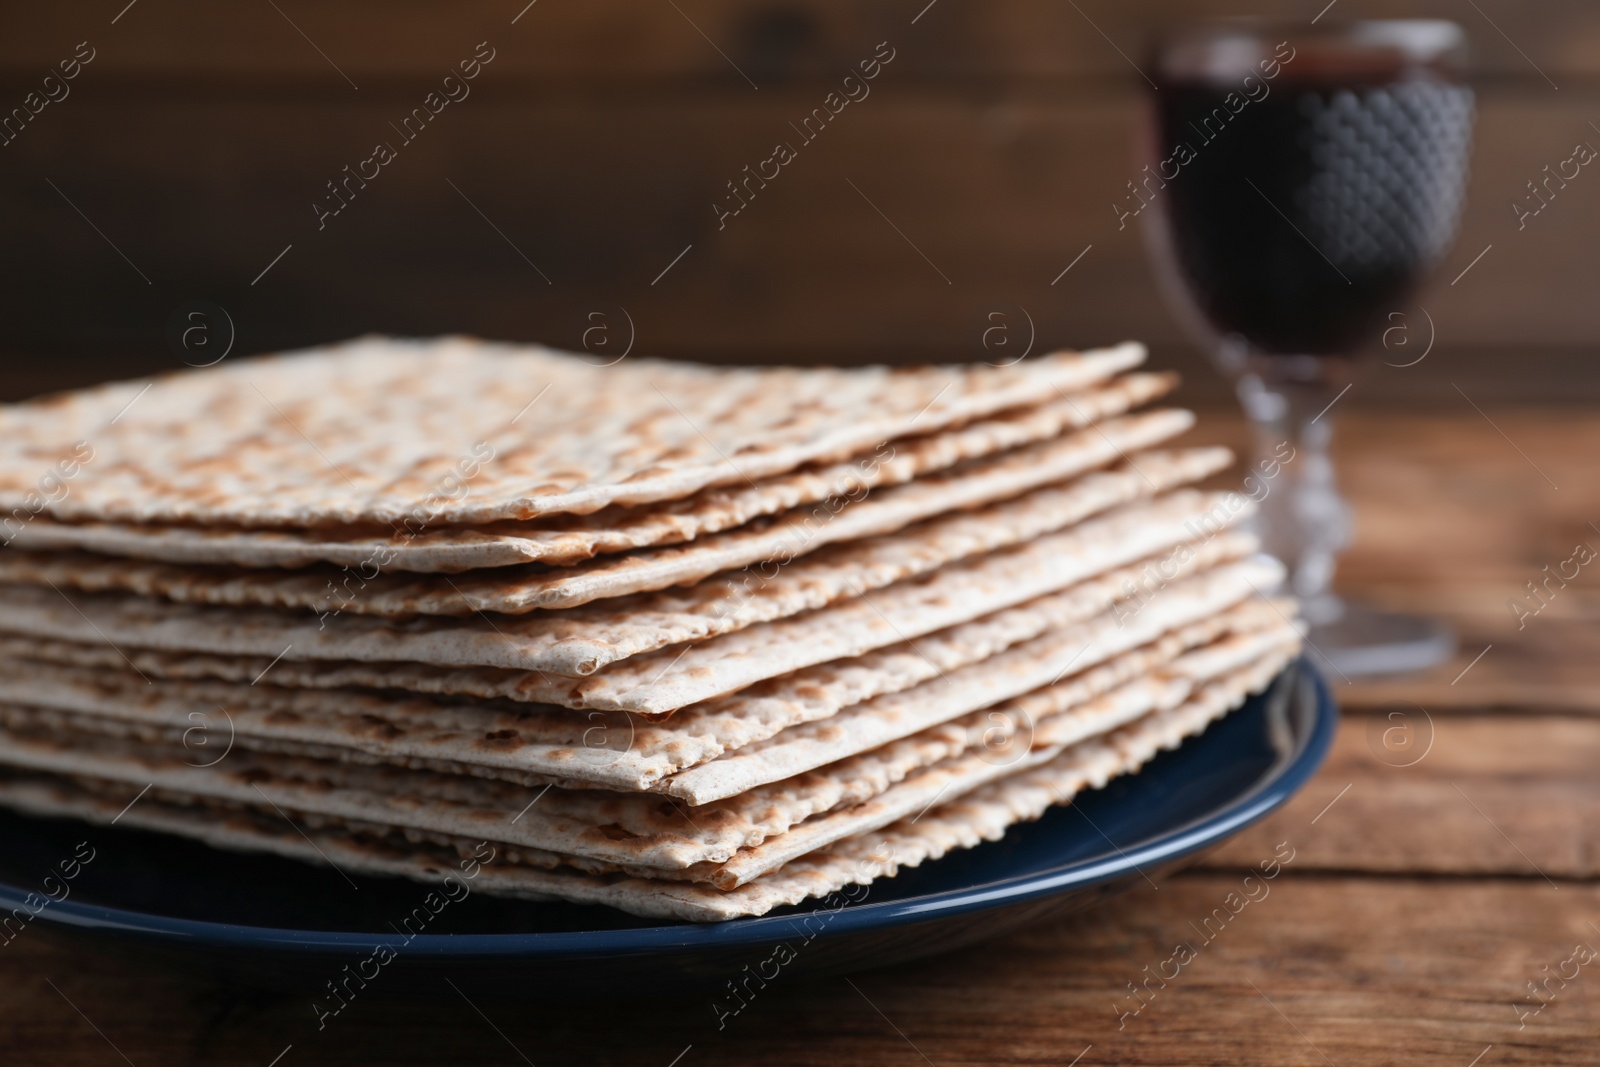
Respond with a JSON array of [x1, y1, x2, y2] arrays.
[[2, 878, 1593, 1065], [1, 1, 1597, 399], [1191, 411, 1600, 711], [2, 89, 1594, 394], [4, 0, 1598, 83], [1205, 712, 1600, 878]]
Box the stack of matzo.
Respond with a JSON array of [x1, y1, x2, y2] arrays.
[[0, 336, 1300, 922]]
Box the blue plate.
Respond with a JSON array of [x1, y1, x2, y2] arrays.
[[0, 659, 1334, 999]]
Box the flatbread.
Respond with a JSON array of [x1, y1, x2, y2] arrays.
[[0, 597, 1286, 850], [549, 492, 1258, 714], [0, 452, 1227, 679], [0, 534, 1262, 793], [0, 489, 1251, 707], [662, 559, 1284, 803], [0, 618, 1296, 874], [0, 654, 1295, 920], [0, 409, 1195, 613], [705, 641, 1296, 889], [0, 335, 1145, 526], [6, 372, 1176, 572]]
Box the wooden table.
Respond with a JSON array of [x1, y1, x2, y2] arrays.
[[2, 410, 1596, 1065]]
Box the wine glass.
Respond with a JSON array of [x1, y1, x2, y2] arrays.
[[1141, 19, 1475, 677]]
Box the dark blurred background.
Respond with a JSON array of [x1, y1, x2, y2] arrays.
[[0, 0, 1593, 405]]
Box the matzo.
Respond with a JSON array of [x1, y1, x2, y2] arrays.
[[0, 616, 1295, 873], [0, 654, 1292, 920], [0, 335, 1144, 526], [697, 639, 1297, 889], [0, 450, 1227, 678], [6, 372, 1175, 572], [0, 536, 1261, 793], [0, 410, 1194, 613], [0, 629, 1293, 878], [0, 489, 1249, 702], [663, 560, 1284, 803], [552, 492, 1259, 714]]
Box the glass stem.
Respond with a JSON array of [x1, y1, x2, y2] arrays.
[[1234, 370, 1351, 626]]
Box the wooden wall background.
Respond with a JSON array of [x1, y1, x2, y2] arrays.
[[0, 0, 1595, 405]]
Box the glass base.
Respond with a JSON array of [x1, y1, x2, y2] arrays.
[[1303, 601, 1456, 680]]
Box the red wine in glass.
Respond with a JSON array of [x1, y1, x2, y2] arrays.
[[1142, 21, 1474, 676]]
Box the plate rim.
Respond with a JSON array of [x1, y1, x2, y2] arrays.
[[0, 659, 1337, 958]]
